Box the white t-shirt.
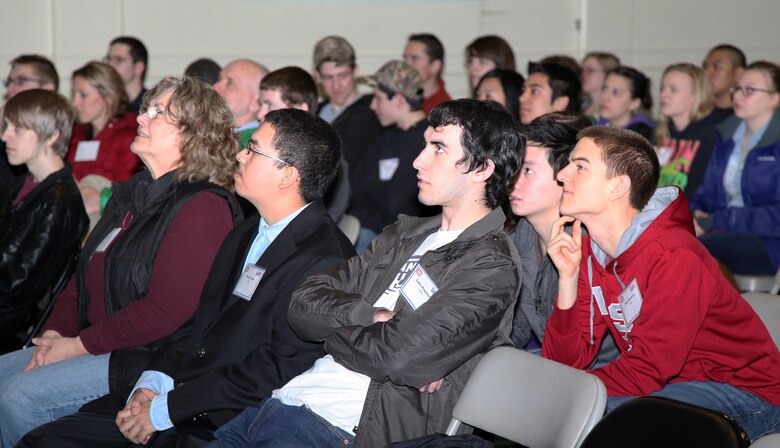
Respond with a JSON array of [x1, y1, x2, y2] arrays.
[[272, 229, 462, 434]]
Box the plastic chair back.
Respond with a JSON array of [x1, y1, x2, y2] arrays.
[[446, 346, 607, 448], [337, 214, 360, 245]]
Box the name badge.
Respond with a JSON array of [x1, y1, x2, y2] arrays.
[[400, 263, 438, 310], [233, 264, 266, 300], [74, 140, 101, 162], [95, 228, 122, 253], [618, 278, 643, 327], [378, 158, 400, 181]]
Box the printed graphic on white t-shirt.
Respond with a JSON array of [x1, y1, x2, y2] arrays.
[[273, 228, 463, 435]]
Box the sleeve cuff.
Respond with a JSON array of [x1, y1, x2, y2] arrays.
[[130, 370, 175, 398], [150, 394, 174, 431]]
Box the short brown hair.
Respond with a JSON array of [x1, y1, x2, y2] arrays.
[[583, 52, 621, 73], [746, 60, 780, 93], [466, 35, 516, 71], [577, 126, 660, 211], [260, 66, 318, 113], [11, 55, 59, 91], [72, 61, 128, 117], [3, 89, 74, 158], [143, 77, 238, 190]]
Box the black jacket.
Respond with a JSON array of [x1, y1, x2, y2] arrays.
[[76, 170, 242, 391], [83, 200, 355, 429], [319, 95, 383, 189], [0, 165, 87, 342]]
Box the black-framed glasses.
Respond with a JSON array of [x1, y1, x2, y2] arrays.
[[3, 76, 46, 88], [246, 139, 291, 166], [729, 85, 777, 97]]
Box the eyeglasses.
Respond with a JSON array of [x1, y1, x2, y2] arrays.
[[103, 56, 131, 65], [729, 85, 777, 97], [583, 67, 605, 75], [2, 76, 46, 88], [246, 139, 291, 166], [143, 106, 166, 120]]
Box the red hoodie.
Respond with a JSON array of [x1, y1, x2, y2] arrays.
[[543, 187, 780, 404]]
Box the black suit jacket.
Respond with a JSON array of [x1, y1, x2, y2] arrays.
[[84, 200, 355, 427]]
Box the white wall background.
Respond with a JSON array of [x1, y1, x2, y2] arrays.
[[1, 0, 779, 111]]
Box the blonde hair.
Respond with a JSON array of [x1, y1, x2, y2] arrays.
[[71, 61, 128, 118], [143, 76, 238, 190], [655, 63, 714, 144]]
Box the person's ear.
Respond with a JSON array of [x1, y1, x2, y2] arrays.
[[133, 61, 146, 80], [609, 175, 631, 202], [295, 103, 310, 112], [629, 97, 642, 112], [44, 130, 60, 150], [430, 59, 443, 76], [551, 95, 570, 112], [278, 165, 300, 190], [472, 159, 495, 184]]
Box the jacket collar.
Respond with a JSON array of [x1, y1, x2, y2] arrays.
[[218, 200, 329, 313], [395, 207, 506, 241], [8, 163, 74, 211], [717, 108, 780, 148], [111, 169, 177, 215]]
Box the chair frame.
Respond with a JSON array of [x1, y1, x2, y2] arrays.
[[446, 346, 607, 448]]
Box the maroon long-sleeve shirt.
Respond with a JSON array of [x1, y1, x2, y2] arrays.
[[43, 192, 234, 354]]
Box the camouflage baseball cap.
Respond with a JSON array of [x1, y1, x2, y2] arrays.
[[359, 60, 424, 102], [313, 36, 355, 69]]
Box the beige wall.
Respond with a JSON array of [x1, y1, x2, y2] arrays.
[[2, 0, 779, 109]]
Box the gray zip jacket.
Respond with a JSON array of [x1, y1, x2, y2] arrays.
[[289, 207, 522, 447], [509, 218, 620, 367]]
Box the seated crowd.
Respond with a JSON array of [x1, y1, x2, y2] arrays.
[[0, 31, 778, 447]]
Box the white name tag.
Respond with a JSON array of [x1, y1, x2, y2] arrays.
[[378, 158, 400, 181], [618, 278, 643, 327], [400, 263, 438, 310], [95, 228, 122, 253], [232, 264, 266, 300], [74, 140, 100, 162]]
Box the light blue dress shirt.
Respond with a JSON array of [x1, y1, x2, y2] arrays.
[[723, 121, 769, 207]]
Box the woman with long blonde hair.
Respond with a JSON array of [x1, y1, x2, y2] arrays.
[[655, 63, 727, 196]]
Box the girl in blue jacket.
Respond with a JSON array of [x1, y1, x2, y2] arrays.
[[691, 60, 780, 275]]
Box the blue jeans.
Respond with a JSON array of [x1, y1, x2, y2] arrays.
[[699, 233, 775, 275], [208, 398, 355, 447], [0, 348, 110, 447], [606, 381, 780, 441], [355, 227, 378, 254]]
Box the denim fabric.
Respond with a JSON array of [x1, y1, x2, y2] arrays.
[[208, 398, 354, 448], [0, 348, 110, 447], [699, 232, 775, 275], [606, 381, 780, 441]]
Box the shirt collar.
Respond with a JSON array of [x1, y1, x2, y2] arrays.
[[257, 202, 311, 244], [234, 119, 260, 133], [733, 120, 770, 151]]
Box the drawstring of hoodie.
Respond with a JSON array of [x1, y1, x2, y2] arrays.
[[589, 255, 634, 349], [587, 256, 595, 346]]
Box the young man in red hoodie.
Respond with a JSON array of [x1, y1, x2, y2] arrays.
[[543, 125, 780, 441]]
